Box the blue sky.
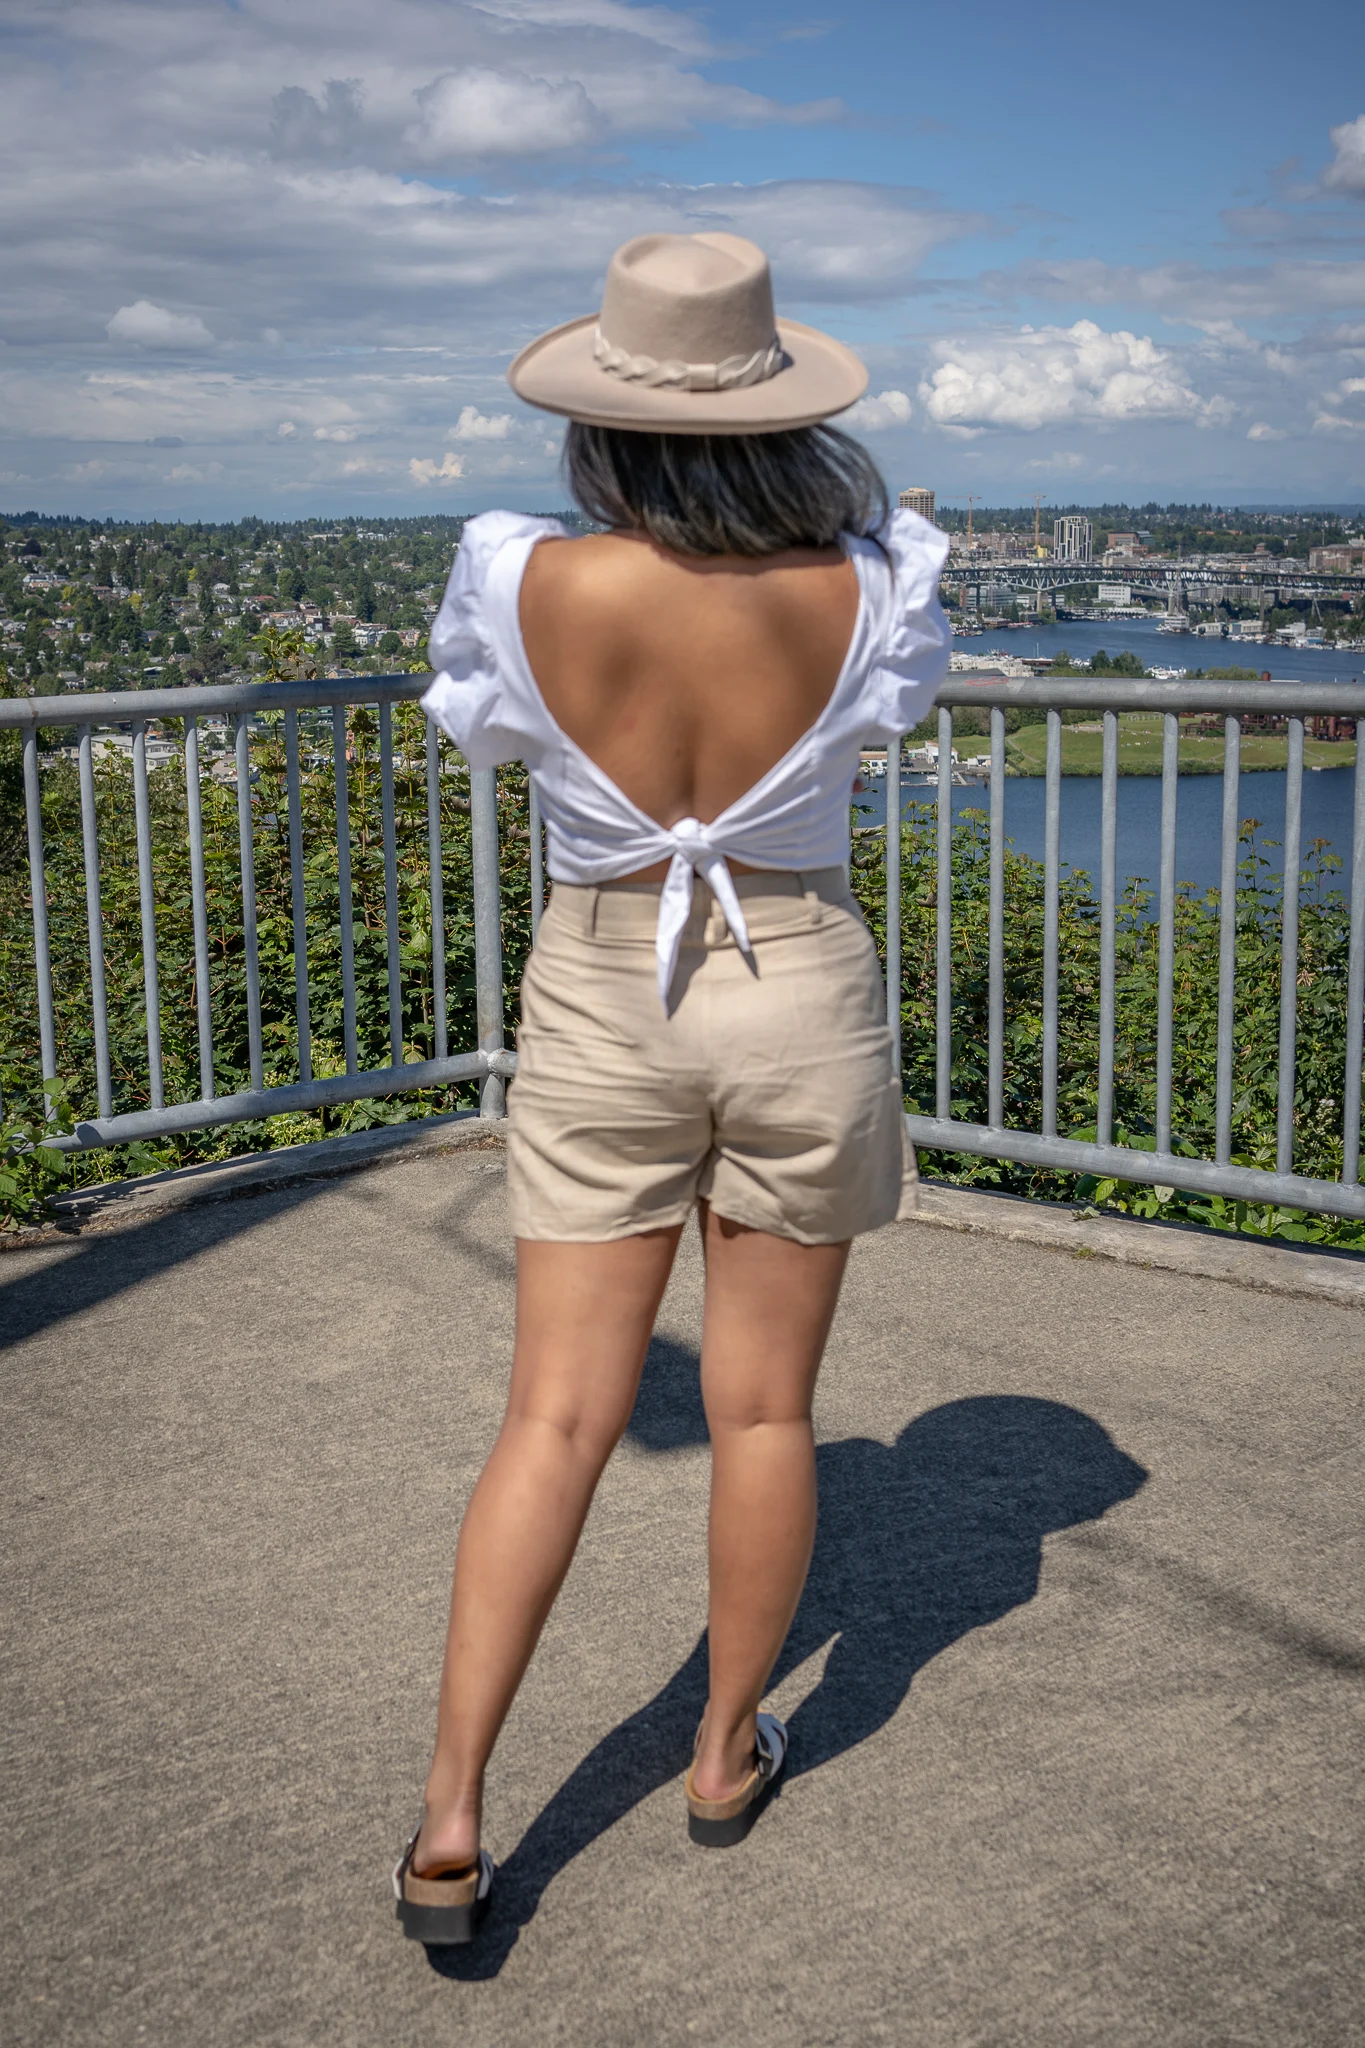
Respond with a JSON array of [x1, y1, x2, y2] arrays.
[[1, 0, 1362, 517]]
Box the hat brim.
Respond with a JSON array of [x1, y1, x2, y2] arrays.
[[507, 315, 868, 434]]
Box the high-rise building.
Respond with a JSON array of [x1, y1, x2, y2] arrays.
[[898, 487, 936, 524], [1053, 515, 1092, 563]]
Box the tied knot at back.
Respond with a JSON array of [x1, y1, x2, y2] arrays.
[[654, 819, 753, 1009]]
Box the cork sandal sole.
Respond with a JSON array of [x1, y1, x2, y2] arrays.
[[393, 1828, 495, 1945], [685, 1711, 788, 1848]]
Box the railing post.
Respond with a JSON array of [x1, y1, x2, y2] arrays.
[[885, 736, 902, 1071], [22, 731, 57, 1119], [470, 766, 506, 1117], [935, 707, 954, 1121]]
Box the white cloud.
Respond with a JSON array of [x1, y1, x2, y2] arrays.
[[919, 321, 1233, 432], [1, 9, 1359, 510], [406, 69, 601, 159], [271, 79, 367, 162], [106, 300, 214, 349], [1313, 412, 1365, 434], [410, 451, 465, 484], [985, 256, 1365, 326], [844, 388, 912, 429], [451, 405, 515, 440], [1247, 421, 1287, 440], [1323, 114, 1365, 197]]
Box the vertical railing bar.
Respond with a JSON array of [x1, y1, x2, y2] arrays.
[[935, 706, 953, 1121], [425, 717, 447, 1064], [22, 731, 57, 1116], [333, 705, 358, 1075], [131, 721, 164, 1111], [1276, 716, 1304, 1177], [1214, 715, 1241, 1166], [184, 717, 215, 1101], [470, 765, 505, 1117], [78, 726, 113, 1120], [235, 712, 264, 1093], [1041, 709, 1061, 1138], [380, 701, 402, 1069], [284, 709, 311, 1086], [1156, 712, 1179, 1157], [988, 705, 1005, 1129], [1097, 710, 1118, 1147], [528, 778, 545, 944], [885, 736, 902, 1072], [1343, 720, 1365, 1185]]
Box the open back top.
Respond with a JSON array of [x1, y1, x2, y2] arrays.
[[421, 506, 951, 1004]]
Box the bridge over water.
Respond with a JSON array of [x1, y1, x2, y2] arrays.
[[951, 559, 1365, 611]]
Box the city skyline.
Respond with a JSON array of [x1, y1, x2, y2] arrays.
[[1, 0, 1363, 519]]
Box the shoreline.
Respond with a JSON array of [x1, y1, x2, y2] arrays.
[[999, 759, 1356, 778]]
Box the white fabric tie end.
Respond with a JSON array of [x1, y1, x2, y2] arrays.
[[654, 823, 753, 1009]]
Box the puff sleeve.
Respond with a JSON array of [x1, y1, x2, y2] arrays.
[[865, 508, 953, 739], [420, 511, 564, 768]]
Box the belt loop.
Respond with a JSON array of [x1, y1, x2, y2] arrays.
[[588, 886, 600, 939], [800, 870, 820, 904]]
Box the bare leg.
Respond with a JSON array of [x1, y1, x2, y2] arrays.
[[690, 1206, 850, 1802], [415, 1227, 682, 1873]]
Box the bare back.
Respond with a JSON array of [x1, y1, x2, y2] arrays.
[[519, 533, 859, 867]]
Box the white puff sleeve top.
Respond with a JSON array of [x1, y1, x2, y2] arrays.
[[421, 507, 951, 1004]]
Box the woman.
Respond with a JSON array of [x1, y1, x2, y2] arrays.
[[394, 231, 950, 1944]]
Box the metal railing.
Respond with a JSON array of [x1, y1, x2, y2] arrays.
[[900, 680, 1365, 1221], [3, 673, 1365, 1220], [3, 675, 511, 1151]]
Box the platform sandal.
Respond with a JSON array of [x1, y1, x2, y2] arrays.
[[393, 1822, 495, 1944], [684, 1711, 788, 1848]]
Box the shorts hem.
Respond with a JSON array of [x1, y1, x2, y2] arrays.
[[702, 1197, 898, 1246], [509, 1192, 898, 1248], [509, 1202, 696, 1244]]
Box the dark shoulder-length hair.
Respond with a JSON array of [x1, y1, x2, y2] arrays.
[[562, 421, 888, 558]]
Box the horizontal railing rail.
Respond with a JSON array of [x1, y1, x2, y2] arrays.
[[0, 674, 430, 729], [4, 671, 1364, 1224]]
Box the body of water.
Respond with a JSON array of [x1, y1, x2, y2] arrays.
[[955, 615, 1362, 684], [857, 767, 1359, 899]]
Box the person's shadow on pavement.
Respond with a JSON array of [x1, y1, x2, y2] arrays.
[[427, 1336, 1146, 1980]]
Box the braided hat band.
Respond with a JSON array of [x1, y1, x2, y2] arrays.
[[592, 327, 786, 393]]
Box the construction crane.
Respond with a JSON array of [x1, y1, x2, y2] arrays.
[[1033, 493, 1048, 558]]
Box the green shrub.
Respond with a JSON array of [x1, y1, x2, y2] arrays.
[[850, 804, 1364, 1250]]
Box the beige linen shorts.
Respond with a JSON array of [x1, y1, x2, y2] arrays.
[[507, 867, 910, 1245]]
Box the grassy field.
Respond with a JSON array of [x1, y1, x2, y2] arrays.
[[1004, 714, 1357, 778]]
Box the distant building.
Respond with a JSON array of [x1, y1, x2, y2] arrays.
[[1097, 582, 1132, 607], [1309, 544, 1365, 572], [898, 486, 936, 523], [1053, 515, 1092, 563]]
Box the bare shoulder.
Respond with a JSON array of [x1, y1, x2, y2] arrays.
[[523, 532, 852, 608], [521, 532, 653, 607]]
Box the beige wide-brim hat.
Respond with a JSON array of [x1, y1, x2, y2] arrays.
[[507, 231, 868, 435]]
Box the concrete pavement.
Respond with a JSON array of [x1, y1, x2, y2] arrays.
[[2, 1148, 1362, 2046]]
